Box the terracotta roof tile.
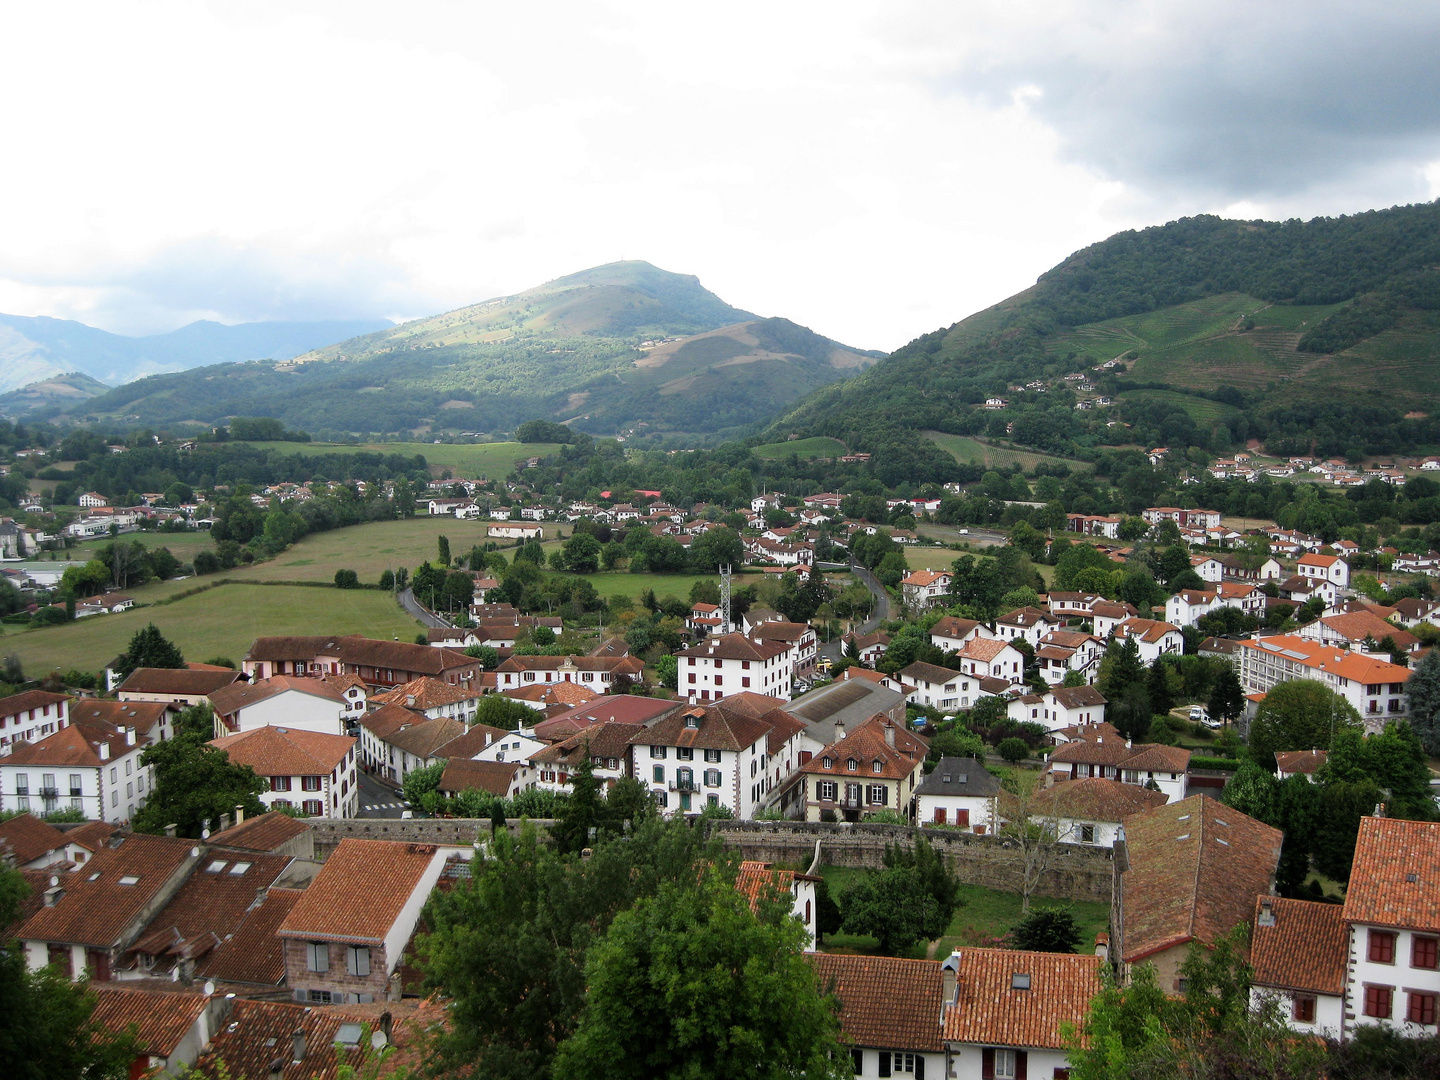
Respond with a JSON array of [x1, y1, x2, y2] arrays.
[[531, 723, 638, 766], [0, 812, 67, 865], [1047, 738, 1189, 773], [1028, 777, 1168, 822], [959, 638, 1013, 662], [209, 726, 354, 775], [373, 677, 478, 710], [800, 716, 927, 780], [127, 852, 291, 966], [931, 617, 982, 640], [674, 633, 792, 663], [710, 691, 788, 719], [941, 948, 1103, 1050], [629, 705, 774, 753], [809, 953, 945, 1052], [432, 723, 509, 760], [195, 887, 303, 986], [279, 838, 439, 945], [899, 662, 966, 685], [734, 860, 815, 910], [377, 716, 466, 760], [210, 675, 346, 716], [89, 985, 207, 1056], [62, 820, 122, 852], [439, 759, 521, 797], [0, 689, 69, 717], [1343, 817, 1440, 932], [1274, 749, 1328, 775], [65, 698, 168, 730], [4, 716, 150, 768], [118, 668, 242, 696], [504, 681, 600, 707], [1119, 796, 1282, 963], [1249, 897, 1348, 995], [208, 812, 311, 853]]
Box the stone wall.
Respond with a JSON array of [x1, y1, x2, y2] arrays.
[[713, 821, 1115, 903], [306, 819, 556, 862]]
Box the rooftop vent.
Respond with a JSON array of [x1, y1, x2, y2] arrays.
[[1011, 973, 1031, 990], [1407, 873, 1419, 884]]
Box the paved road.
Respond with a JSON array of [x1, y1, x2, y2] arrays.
[[819, 563, 892, 662], [398, 587, 449, 628], [356, 769, 409, 819]]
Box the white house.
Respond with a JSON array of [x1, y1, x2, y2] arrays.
[[0, 690, 69, 751], [1032, 630, 1104, 684], [1298, 552, 1351, 590], [1110, 617, 1184, 662], [900, 569, 952, 610], [1042, 737, 1190, 803], [488, 524, 544, 541], [675, 633, 794, 703], [1191, 555, 1225, 583], [1023, 776, 1167, 847], [1007, 684, 1107, 731], [994, 606, 1063, 646], [899, 662, 977, 712], [952, 637, 1027, 684], [208, 675, 349, 738], [1236, 635, 1410, 731], [929, 616, 993, 653], [915, 756, 1001, 833], [372, 677, 481, 724], [1249, 896, 1349, 1039], [209, 726, 359, 818], [0, 718, 152, 823], [630, 705, 774, 818], [735, 861, 821, 951]]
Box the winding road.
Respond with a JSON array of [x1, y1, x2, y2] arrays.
[[818, 562, 891, 662], [398, 587, 450, 628]]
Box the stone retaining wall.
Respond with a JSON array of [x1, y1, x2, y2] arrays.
[[306, 818, 555, 861]]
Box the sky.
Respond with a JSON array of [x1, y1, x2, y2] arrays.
[[2, 1, 1439, 351]]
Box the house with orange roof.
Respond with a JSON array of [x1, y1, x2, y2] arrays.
[[209, 726, 358, 818], [675, 633, 795, 703], [0, 717, 152, 823], [1042, 733, 1188, 803], [1110, 617, 1183, 662], [1299, 551, 1351, 590], [372, 676, 479, 723], [994, 606, 1063, 646], [952, 637, 1027, 684], [1019, 776, 1167, 846], [208, 675, 350, 739], [1236, 634, 1411, 730], [500, 680, 602, 712], [786, 714, 926, 823], [1297, 610, 1418, 654], [929, 615, 993, 653], [0, 689, 69, 751], [1274, 748, 1328, 782], [628, 705, 777, 818], [735, 860, 821, 950], [900, 568, 952, 610], [278, 838, 468, 1004], [1339, 817, 1440, 1038], [1249, 895, 1349, 1037], [89, 984, 215, 1076]]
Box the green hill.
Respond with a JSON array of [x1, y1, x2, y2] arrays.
[[71, 261, 876, 440], [769, 202, 1440, 481]]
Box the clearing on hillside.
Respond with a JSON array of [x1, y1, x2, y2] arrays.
[[751, 436, 848, 459], [922, 431, 1091, 473]]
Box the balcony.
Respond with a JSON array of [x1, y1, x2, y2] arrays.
[[38, 787, 59, 799], [668, 778, 698, 793]]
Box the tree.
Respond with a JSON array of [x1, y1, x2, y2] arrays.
[[1219, 761, 1280, 823], [999, 769, 1070, 913], [840, 866, 945, 955], [1404, 648, 1440, 755], [655, 654, 678, 691], [333, 568, 359, 589], [883, 836, 962, 924], [929, 728, 984, 763], [1206, 666, 1245, 729], [438, 535, 451, 567], [999, 737, 1029, 762], [133, 705, 266, 838], [402, 761, 447, 810], [561, 533, 602, 574], [554, 869, 847, 1080], [1248, 679, 1362, 766], [690, 527, 744, 573], [553, 755, 605, 854], [1146, 659, 1175, 717], [465, 644, 501, 669], [1322, 724, 1438, 821], [114, 623, 184, 680], [0, 867, 143, 1080], [1012, 907, 1082, 953]]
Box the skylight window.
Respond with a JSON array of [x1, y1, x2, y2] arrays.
[[335, 1023, 364, 1047], [1176, 834, 1190, 841], [228, 862, 251, 875], [118, 874, 141, 886], [206, 861, 227, 873], [1012, 973, 1031, 990], [1216, 838, 1229, 846]]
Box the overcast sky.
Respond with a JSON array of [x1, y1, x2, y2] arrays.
[[2, 0, 1439, 350]]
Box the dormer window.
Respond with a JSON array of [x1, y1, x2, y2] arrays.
[[822, 757, 833, 769], [872, 760, 882, 773], [847, 758, 857, 771]]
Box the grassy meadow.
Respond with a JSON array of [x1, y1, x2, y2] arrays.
[[751, 436, 848, 459], [922, 432, 1090, 473], [232, 440, 562, 479], [1, 583, 423, 675]]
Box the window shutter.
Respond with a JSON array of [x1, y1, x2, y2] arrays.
[[878, 1051, 891, 1077], [1015, 1050, 1028, 1080], [850, 1049, 863, 1075], [915, 1054, 926, 1079], [981, 1048, 995, 1080]]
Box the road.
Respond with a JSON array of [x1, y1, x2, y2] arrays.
[[398, 587, 449, 628], [818, 563, 891, 662], [356, 769, 409, 818]]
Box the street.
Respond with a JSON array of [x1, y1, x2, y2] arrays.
[[818, 562, 892, 663], [355, 768, 409, 818], [397, 586, 450, 628]]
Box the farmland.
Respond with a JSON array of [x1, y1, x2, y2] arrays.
[[0, 583, 423, 676], [565, 570, 762, 603], [750, 436, 848, 460], [922, 432, 1091, 473]]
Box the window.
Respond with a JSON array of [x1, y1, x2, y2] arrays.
[[847, 758, 857, 771], [271, 776, 292, 792], [1079, 824, 1096, 844], [705, 769, 721, 788], [742, 677, 751, 688], [677, 768, 694, 790], [714, 675, 723, 687], [868, 784, 887, 806], [306, 989, 334, 1004], [1407, 992, 1437, 1025], [817, 781, 837, 801], [302, 775, 322, 792], [69, 774, 82, 797], [851, 1048, 863, 1076], [303, 799, 323, 816], [14, 773, 27, 795], [704, 748, 721, 763], [1364, 985, 1393, 1018], [872, 760, 883, 773], [307, 942, 329, 972], [676, 747, 693, 761], [347, 946, 371, 976], [1369, 930, 1397, 964], [993, 1048, 1018, 1079], [653, 765, 665, 783], [1292, 995, 1316, 1023], [650, 746, 667, 759], [688, 673, 696, 684], [1413, 936, 1439, 970]]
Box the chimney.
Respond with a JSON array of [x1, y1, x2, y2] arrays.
[[219, 813, 231, 833], [292, 1028, 306, 1064], [99, 742, 110, 761], [125, 727, 136, 746], [268, 1061, 285, 1080], [884, 723, 895, 748], [833, 719, 845, 744], [43, 876, 64, 907], [940, 950, 962, 1007], [1094, 932, 1109, 960], [379, 1011, 393, 1043], [1125, 738, 1132, 749], [1258, 899, 1276, 927], [234, 804, 245, 825], [406, 695, 416, 707], [164, 823, 178, 838]]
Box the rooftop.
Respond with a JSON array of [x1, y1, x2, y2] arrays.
[[941, 947, 1103, 1050], [809, 953, 944, 1052], [914, 756, 1002, 799], [278, 838, 440, 945], [1343, 816, 1440, 932], [1249, 896, 1348, 996]]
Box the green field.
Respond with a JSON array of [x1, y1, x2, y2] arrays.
[[566, 570, 762, 602], [0, 583, 423, 676], [1118, 389, 1242, 425], [922, 431, 1091, 473], [751, 437, 848, 459], [233, 440, 562, 479], [817, 865, 1110, 958], [66, 530, 218, 563]]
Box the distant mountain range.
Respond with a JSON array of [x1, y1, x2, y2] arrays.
[[0, 313, 393, 399], [33, 261, 879, 438]]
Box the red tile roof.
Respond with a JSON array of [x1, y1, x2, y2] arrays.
[[0, 812, 67, 864], [373, 677, 478, 710], [209, 726, 354, 775], [1047, 738, 1189, 774], [674, 633, 792, 663], [809, 953, 944, 1052], [432, 722, 509, 760], [504, 681, 600, 707], [118, 668, 242, 696], [66, 698, 169, 730], [1274, 749, 1328, 776], [195, 887, 303, 986], [127, 852, 291, 966], [0, 689, 68, 718], [1249, 897, 1349, 996], [1118, 796, 1282, 963], [1028, 778, 1168, 822], [207, 812, 311, 853], [532, 696, 680, 741], [941, 948, 1103, 1050], [279, 839, 438, 944], [800, 716, 927, 781], [439, 759, 522, 797], [89, 985, 207, 1056], [3, 716, 149, 768], [629, 705, 774, 753], [1343, 816, 1440, 932], [209, 674, 346, 716]]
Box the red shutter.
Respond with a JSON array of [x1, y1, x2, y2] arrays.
[[957, 808, 970, 826], [981, 1049, 995, 1080], [1016, 1051, 1028, 1080]]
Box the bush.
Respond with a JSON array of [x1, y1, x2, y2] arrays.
[[333, 568, 360, 589], [998, 737, 1029, 763]]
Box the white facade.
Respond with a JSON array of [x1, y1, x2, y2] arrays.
[[1251, 986, 1345, 1041], [916, 791, 996, 833], [260, 745, 359, 819], [473, 730, 547, 767], [216, 687, 347, 737], [0, 741, 152, 824], [0, 695, 69, 751], [678, 643, 794, 702], [1346, 923, 1440, 1036], [1299, 554, 1351, 589], [488, 524, 543, 540]]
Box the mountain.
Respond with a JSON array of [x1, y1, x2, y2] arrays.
[[768, 201, 1440, 482], [68, 261, 879, 439], [0, 313, 394, 396], [0, 372, 113, 419]]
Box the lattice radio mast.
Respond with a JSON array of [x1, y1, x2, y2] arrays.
[[720, 564, 732, 633]]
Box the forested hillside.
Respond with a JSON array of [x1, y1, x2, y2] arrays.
[[770, 202, 1440, 480]]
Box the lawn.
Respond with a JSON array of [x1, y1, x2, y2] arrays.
[[0, 583, 424, 676], [565, 570, 762, 603], [233, 440, 562, 479], [751, 437, 848, 460], [67, 530, 217, 563], [922, 432, 1091, 474], [816, 865, 1110, 959]]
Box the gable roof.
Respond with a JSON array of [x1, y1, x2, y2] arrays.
[[19, 833, 199, 948], [1343, 816, 1440, 932], [4, 716, 149, 768], [432, 723, 510, 760], [209, 726, 354, 776], [207, 811, 311, 853], [65, 698, 169, 730], [809, 954, 944, 1052], [532, 696, 681, 741], [674, 633, 792, 663], [941, 948, 1103, 1050], [118, 668, 243, 696], [1274, 749, 1328, 776], [958, 638, 1015, 662], [0, 812, 67, 865], [209, 674, 345, 716], [243, 635, 475, 676], [378, 716, 466, 760], [439, 758, 522, 797], [128, 852, 292, 964], [931, 616, 982, 640], [373, 677, 478, 710], [532, 722, 639, 766], [630, 706, 773, 753], [997, 606, 1055, 628], [1249, 897, 1348, 996], [800, 716, 927, 780], [915, 756, 1002, 799], [195, 886, 303, 986], [89, 985, 208, 1057], [1114, 617, 1181, 643], [278, 839, 438, 945], [1049, 685, 1108, 710], [504, 681, 600, 707], [900, 661, 966, 685], [1047, 738, 1189, 773], [1028, 777, 1168, 823], [1119, 795, 1282, 963], [710, 691, 789, 719], [0, 689, 68, 718]]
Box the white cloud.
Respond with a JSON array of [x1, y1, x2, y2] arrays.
[[0, 1, 1435, 351]]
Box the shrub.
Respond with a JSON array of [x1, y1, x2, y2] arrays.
[[333, 569, 360, 589], [998, 737, 1029, 763]]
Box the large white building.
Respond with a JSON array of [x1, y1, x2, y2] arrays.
[[0, 690, 69, 751], [0, 717, 152, 824], [675, 633, 794, 703], [208, 675, 349, 738], [1236, 634, 1410, 731], [630, 705, 774, 818], [209, 725, 359, 818]]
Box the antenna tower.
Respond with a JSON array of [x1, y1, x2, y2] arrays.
[[720, 564, 732, 633]]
